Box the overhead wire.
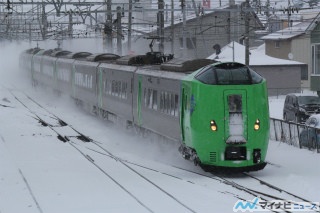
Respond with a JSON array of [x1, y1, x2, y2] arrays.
[[1, 0, 320, 41]]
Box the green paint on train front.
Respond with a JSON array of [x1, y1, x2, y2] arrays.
[[180, 63, 269, 169]]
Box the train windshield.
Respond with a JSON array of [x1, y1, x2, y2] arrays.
[[195, 64, 263, 85]]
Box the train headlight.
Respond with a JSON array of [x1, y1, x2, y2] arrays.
[[254, 119, 260, 131], [210, 120, 217, 131]]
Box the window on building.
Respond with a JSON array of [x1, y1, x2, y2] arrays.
[[312, 44, 320, 75], [301, 65, 308, 80], [275, 41, 280, 48]]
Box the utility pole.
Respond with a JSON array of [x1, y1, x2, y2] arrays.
[[68, 10, 73, 38], [116, 6, 122, 55], [106, 0, 113, 53], [245, 0, 250, 66], [128, 0, 132, 53], [42, 2, 47, 39], [158, 0, 164, 52], [287, 0, 291, 27], [266, 0, 270, 32], [29, 22, 32, 43], [171, 0, 174, 55], [181, 0, 187, 58], [191, 0, 198, 17]]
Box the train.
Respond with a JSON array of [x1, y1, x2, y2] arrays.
[[19, 48, 270, 172]]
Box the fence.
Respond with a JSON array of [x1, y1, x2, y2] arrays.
[[269, 118, 320, 153]]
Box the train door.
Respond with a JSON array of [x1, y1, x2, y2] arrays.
[[224, 90, 248, 144], [180, 88, 185, 141], [180, 85, 192, 146]]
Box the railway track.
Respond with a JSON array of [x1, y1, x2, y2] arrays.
[[6, 87, 319, 213], [7, 88, 202, 213], [76, 141, 320, 212]]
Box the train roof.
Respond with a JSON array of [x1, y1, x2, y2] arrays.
[[115, 54, 144, 65], [85, 53, 121, 62], [160, 58, 217, 73], [63, 52, 92, 59], [51, 50, 72, 57], [24, 48, 42, 54], [99, 63, 138, 72], [23, 48, 219, 74], [115, 52, 174, 66], [209, 61, 247, 68], [137, 66, 186, 80]]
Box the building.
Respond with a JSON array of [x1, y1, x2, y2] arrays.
[[261, 11, 320, 90], [126, 1, 265, 59], [207, 41, 307, 96]]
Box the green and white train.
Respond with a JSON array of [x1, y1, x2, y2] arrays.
[[20, 48, 270, 172]]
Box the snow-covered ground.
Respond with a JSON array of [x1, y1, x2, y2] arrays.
[[0, 41, 319, 213]]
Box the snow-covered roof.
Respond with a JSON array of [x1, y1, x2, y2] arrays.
[[207, 41, 304, 66], [261, 9, 320, 41], [261, 21, 310, 40]]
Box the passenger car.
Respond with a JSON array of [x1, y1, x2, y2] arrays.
[[20, 48, 270, 172], [283, 93, 320, 123], [299, 114, 320, 149]]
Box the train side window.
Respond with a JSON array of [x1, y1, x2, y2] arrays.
[[144, 88, 147, 106], [164, 92, 168, 113], [108, 80, 112, 94], [125, 82, 128, 98], [170, 94, 175, 116], [158, 91, 178, 116], [144, 88, 158, 110], [160, 92, 164, 112], [152, 90, 157, 110], [104, 79, 108, 94], [166, 92, 171, 114], [111, 80, 115, 96], [145, 88, 149, 107], [121, 82, 127, 99], [174, 94, 179, 117], [148, 88, 153, 108], [115, 81, 119, 96], [158, 90, 179, 116], [118, 81, 122, 97], [110, 80, 127, 99], [116, 81, 119, 97]]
